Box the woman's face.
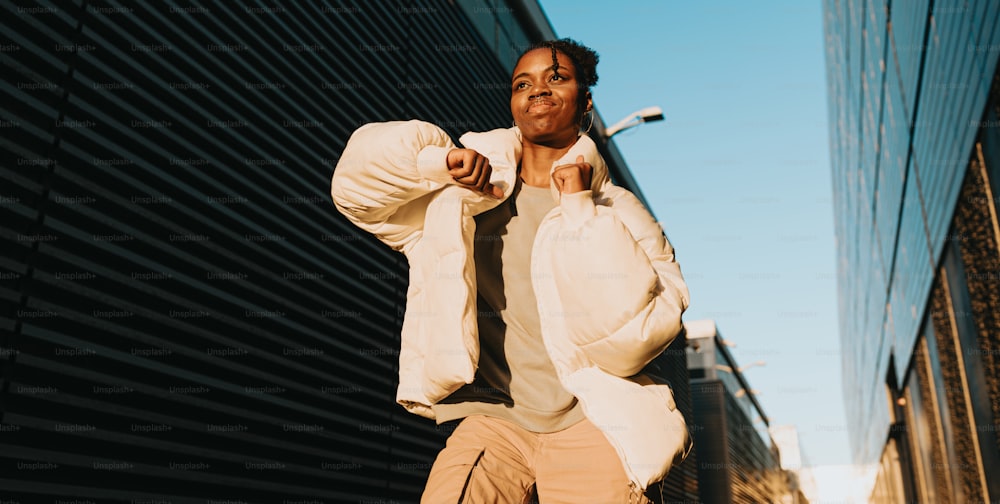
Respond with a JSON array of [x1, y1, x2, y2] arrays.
[[510, 48, 588, 145]]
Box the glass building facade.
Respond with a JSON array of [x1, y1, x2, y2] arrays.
[[824, 0, 1000, 501], [0, 0, 694, 502]]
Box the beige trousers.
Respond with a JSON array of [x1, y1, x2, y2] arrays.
[[420, 415, 658, 504]]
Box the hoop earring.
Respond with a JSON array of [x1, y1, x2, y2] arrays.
[[582, 110, 594, 134]]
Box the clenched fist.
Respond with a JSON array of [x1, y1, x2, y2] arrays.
[[552, 155, 592, 194], [447, 149, 504, 199]]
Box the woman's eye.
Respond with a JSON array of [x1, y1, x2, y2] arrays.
[[515, 82, 528, 90], [551, 74, 564, 81]]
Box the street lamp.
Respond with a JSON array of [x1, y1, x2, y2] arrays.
[[604, 106, 665, 137], [714, 360, 767, 374], [739, 360, 767, 373]]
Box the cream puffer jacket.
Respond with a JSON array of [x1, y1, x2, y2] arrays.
[[331, 120, 692, 490]]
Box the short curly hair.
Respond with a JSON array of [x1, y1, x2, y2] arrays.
[[516, 38, 599, 122], [522, 38, 599, 88]]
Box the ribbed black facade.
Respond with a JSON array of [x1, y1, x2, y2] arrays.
[[1, 1, 698, 502], [689, 381, 730, 504], [1, 0, 521, 502]]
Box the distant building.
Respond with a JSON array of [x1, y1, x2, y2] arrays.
[[685, 320, 789, 503], [770, 424, 815, 504], [770, 425, 802, 471], [824, 0, 1000, 501]]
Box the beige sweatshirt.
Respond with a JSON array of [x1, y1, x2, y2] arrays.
[[433, 181, 585, 432]]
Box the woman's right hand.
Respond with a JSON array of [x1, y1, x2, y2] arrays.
[[446, 148, 504, 198]]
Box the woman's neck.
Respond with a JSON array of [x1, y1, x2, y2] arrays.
[[519, 137, 577, 187]]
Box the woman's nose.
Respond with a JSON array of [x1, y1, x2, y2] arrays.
[[529, 86, 551, 100]]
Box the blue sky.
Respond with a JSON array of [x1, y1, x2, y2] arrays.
[[538, 0, 851, 470]]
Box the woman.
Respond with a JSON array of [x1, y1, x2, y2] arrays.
[[332, 39, 690, 504]]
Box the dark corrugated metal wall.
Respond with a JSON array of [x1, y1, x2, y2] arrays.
[[645, 334, 700, 503], [1, 0, 513, 502], [689, 380, 729, 504]]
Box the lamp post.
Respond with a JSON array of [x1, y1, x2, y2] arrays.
[[604, 106, 665, 138]]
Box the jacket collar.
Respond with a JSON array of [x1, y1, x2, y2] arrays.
[[460, 127, 610, 205]]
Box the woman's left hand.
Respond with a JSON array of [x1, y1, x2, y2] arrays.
[[552, 155, 593, 194]]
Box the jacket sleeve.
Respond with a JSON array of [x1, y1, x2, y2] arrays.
[[330, 120, 457, 251], [547, 186, 690, 377]]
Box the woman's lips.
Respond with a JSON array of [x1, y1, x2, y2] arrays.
[[527, 100, 555, 112]]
